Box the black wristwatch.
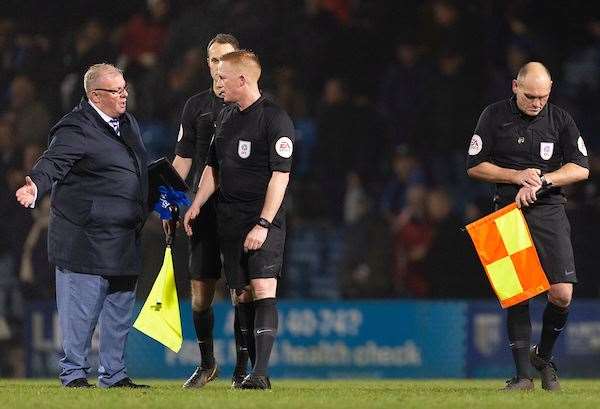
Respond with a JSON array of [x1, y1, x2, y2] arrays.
[[540, 175, 552, 188], [257, 217, 271, 229]]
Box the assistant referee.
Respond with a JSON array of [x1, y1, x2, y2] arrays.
[[467, 62, 589, 391], [169, 33, 249, 388]]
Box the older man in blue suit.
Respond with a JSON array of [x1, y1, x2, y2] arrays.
[[16, 63, 149, 388]]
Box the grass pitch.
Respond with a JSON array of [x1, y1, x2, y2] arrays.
[[2, 379, 600, 409]]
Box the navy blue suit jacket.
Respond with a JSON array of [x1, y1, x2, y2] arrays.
[[29, 99, 149, 276]]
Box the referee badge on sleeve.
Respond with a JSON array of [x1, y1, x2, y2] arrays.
[[238, 140, 251, 158], [275, 137, 293, 158], [578, 136, 588, 156], [468, 134, 482, 156]]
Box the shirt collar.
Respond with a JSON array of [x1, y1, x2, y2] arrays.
[[88, 100, 117, 123], [509, 96, 520, 115], [239, 94, 264, 114], [509, 95, 548, 119]]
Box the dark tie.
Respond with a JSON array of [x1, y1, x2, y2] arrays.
[[109, 118, 120, 136]]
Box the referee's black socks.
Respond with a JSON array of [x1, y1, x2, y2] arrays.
[[252, 297, 278, 376], [539, 302, 569, 360], [192, 307, 215, 368], [237, 301, 256, 366], [233, 305, 250, 373], [507, 302, 532, 379]]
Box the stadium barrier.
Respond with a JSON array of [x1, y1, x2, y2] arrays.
[[23, 299, 600, 378]]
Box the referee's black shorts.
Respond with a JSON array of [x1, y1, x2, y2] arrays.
[[217, 202, 286, 290], [188, 195, 222, 281], [522, 204, 577, 284]]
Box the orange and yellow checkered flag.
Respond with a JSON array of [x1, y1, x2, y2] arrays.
[[466, 203, 550, 308]]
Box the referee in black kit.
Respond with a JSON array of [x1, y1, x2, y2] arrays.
[[168, 34, 250, 388], [467, 62, 589, 391], [184, 50, 294, 390]]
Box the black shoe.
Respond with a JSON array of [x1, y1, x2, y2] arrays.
[[109, 377, 150, 388], [231, 370, 247, 389], [64, 378, 94, 388], [501, 377, 534, 391], [240, 373, 271, 390], [530, 345, 561, 391], [182, 363, 219, 388]]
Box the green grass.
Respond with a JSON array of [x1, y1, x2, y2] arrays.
[[2, 379, 600, 409]]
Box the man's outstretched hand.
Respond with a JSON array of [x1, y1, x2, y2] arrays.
[[15, 176, 37, 208]]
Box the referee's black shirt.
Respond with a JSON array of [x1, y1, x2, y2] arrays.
[[467, 97, 589, 205], [175, 88, 225, 191], [207, 95, 294, 205]]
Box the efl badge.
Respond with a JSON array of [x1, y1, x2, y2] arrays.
[[540, 142, 554, 160], [275, 137, 293, 158], [468, 134, 482, 155], [238, 140, 251, 158], [578, 136, 588, 156]]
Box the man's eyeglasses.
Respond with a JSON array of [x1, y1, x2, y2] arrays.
[[93, 84, 129, 96]]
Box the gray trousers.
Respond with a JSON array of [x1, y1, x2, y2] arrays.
[[55, 267, 136, 387]]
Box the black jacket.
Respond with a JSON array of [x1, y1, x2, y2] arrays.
[[29, 99, 149, 276]]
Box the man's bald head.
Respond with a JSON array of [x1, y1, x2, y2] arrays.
[[220, 50, 261, 83], [512, 61, 553, 117], [516, 61, 552, 84]]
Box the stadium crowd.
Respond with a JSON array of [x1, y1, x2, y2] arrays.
[[2, 0, 600, 376]]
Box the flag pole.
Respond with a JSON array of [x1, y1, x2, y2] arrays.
[[166, 204, 179, 247], [157, 204, 179, 306]]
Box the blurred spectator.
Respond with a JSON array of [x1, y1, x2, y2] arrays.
[[420, 48, 479, 209], [273, 65, 307, 120], [4, 75, 50, 147], [339, 211, 393, 299], [349, 95, 388, 189], [310, 0, 353, 26], [291, 2, 344, 99], [60, 19, 117, 111], [20, 197, 53, 300], [563, 18, 600, 98], [486, 43, 531, 103], [420, 0, 478, 60], [0, 161, 28, 378], [377, 38, 428, 148], [390, 185, 432, 297], [118, 0, 171, 82], [0, 20, 53, 96], [0, 18, 15, 93], [423, 189, 486, 298], [561, 18, 600, 151], [0, 118, 20, 181], [21, 143, 41, 171], [343, 172, 369, 225], [340, 175, 392, 299], [380, 145, 426, 219], [0, 227, 22, 376], [137, 46, 205, 124], [313, 78, 356, 222]]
